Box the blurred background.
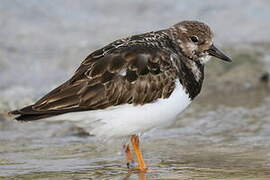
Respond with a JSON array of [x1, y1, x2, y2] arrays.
[[1, 0, 270, 179]]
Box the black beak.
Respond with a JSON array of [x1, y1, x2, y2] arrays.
[[207, 44, 232, 62]]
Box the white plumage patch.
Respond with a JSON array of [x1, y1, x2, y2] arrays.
[[46, 81, 191, 139], [199, 55, 211, 64]]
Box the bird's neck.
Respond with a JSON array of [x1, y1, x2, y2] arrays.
[[178, 58, 204, 100]]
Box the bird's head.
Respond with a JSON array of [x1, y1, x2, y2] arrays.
[[171, 20, 231, 64]]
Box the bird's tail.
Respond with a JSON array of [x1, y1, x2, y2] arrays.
[[9, 105, 64, 121], [9, 104, 85, 121]]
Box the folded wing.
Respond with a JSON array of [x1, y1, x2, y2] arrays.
[[11, 33, 179, 121]]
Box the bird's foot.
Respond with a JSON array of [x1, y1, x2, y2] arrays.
[[130, 166, 148, 172]]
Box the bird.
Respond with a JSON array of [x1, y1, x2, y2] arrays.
[[9, 20, 231, 172]]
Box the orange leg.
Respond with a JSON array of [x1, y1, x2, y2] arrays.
[[130, 135, 147, 172], [123, 144, 134, 168]]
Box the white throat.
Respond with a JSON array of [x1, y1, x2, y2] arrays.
[[199, 55, 211, 64]]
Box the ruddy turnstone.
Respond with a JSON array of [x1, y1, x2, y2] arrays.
[[10, 20, 231, 172]]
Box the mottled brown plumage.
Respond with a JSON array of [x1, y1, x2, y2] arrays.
[[9, 20, 232, 172], [10, 20, 231, 121]]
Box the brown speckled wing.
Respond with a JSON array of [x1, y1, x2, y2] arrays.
[[12, 33, 179, 120]]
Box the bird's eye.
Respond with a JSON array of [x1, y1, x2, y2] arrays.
[[190, 35, 199, 43]]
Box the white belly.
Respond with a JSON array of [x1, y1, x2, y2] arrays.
[[48, 81, 191, 138]]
